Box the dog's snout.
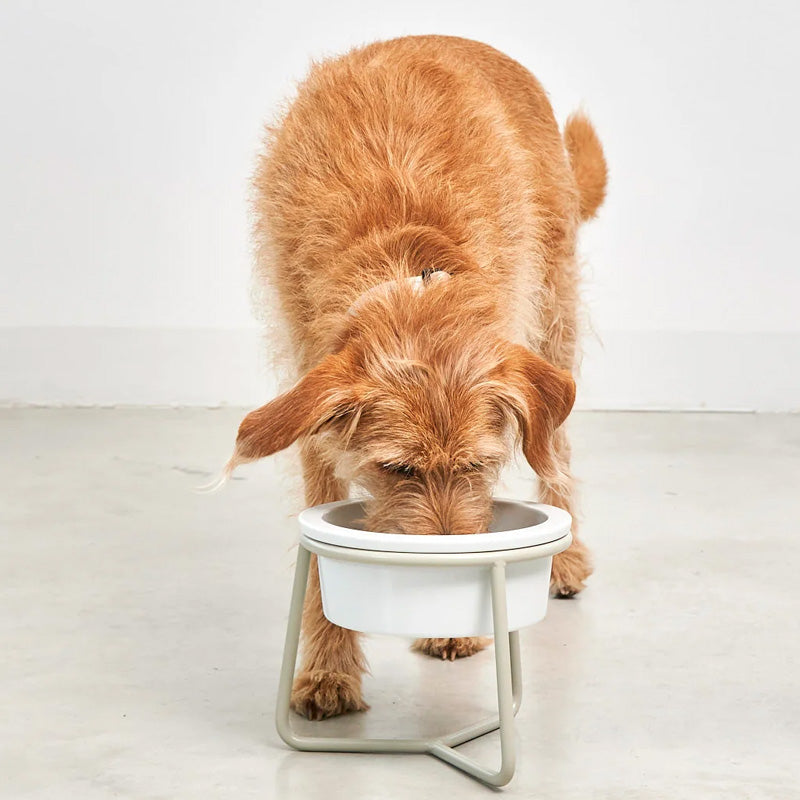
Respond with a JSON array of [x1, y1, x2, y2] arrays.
[[406, 474, 491, 536], [429, 506, 489, 536], [364, 469, 493, 536], [405, 518, 483, 536]]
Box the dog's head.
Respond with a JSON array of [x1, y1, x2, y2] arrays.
[[228, 275, 575, 535]]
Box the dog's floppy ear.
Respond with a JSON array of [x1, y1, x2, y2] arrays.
[[496, 344, 576, 485], [229, 349, 359, 470]]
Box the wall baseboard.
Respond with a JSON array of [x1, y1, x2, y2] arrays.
[[1, 327, 798, 411]]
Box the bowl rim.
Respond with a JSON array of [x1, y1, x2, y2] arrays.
[[298, 497, 571, 553]]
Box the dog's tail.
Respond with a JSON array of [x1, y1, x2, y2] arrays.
[[564, 112, 607, 221]]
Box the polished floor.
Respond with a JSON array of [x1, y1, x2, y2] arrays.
[[1, 409, 798, 799]]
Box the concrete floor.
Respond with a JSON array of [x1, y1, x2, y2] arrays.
[[1, 409, 799, 799]]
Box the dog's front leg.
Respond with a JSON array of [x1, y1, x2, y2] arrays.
[[290, 444, 369, 720], [290, 554, 369, 719], [539, 428, 593, 597]]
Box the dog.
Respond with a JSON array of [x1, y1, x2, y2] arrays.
[[224, 35, 606, 720]]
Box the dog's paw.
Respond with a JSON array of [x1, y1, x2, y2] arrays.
[[550, 539, 593, 598], [290, 670, 369, 720], [412, 637, 490, 661]]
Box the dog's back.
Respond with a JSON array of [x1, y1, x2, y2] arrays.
[[253, 35, 606, 365]]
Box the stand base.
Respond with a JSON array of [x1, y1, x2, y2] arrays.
[[276, 544, 523, 787]]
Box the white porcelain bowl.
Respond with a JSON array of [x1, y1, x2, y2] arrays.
[[298, 499, 571, 638]]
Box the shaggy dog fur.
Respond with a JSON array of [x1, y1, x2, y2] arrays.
[[226, 35, 606, 720]]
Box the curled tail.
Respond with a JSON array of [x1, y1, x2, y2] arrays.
[[564, 112, 607, 221]]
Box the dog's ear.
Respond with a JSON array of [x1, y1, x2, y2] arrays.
[[496, 344, 576, 485], [231, 350, 359, 467]]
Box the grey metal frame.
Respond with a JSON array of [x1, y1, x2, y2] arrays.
[[276, 532, 572, 787]]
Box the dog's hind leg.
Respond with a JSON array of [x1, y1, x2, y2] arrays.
[[289, 442, 369, 720], [412, 637, 489, 661]]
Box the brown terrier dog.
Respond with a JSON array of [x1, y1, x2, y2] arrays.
[[225, 35, 606, 720]]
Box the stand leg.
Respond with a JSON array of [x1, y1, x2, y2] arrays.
[[276, 545, 431, 753], [275, 544, 311, 749], [510, 628, 522, 714], [429, 561, 517, 786], [275, 554, 520, 786]]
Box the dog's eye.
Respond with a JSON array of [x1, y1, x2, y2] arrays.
[[462, 461, 484, 472], [379, 462, 417, 477]]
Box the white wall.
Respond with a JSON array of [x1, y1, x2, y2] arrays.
[[1, 0, 798, 409]]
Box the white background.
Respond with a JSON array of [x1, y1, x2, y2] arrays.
[[1, 0, 798, 409]]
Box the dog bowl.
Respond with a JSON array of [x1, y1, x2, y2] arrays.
[[298, 499, 571, 638]]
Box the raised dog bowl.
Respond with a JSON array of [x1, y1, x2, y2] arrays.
[[279, 497, 573, 786], [298, 498, 572, 638]]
